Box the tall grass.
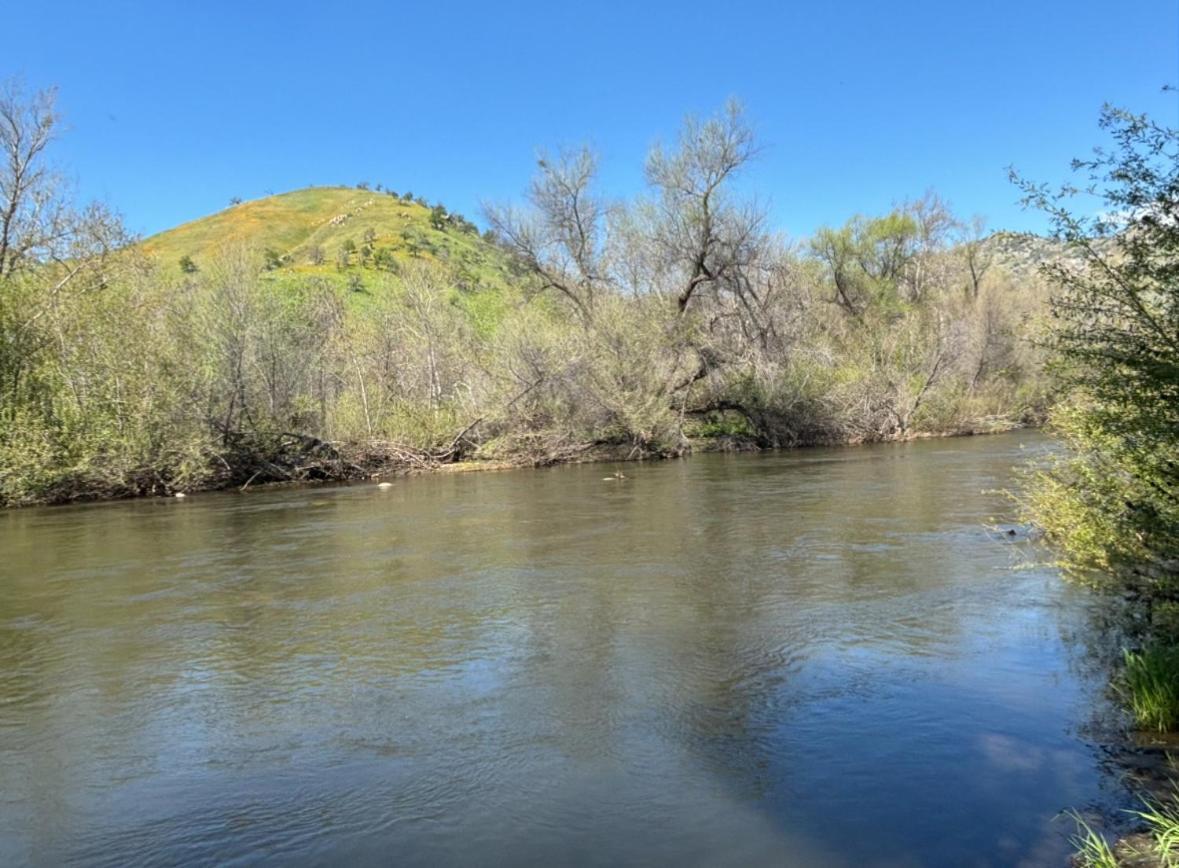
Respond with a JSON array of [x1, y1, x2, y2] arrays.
[[1067, 811, 1118, 868], [1132, 786, 1179, 865], [1122, 646, 1179, 733]]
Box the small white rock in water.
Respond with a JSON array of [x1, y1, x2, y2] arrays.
[[174, 492, 186, 499], [377, 482, 393, 490]]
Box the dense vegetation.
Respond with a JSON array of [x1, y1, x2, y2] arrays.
[[1014, 105, 1179, 866], [0, 83, 1053, 507], [1018, 106, 1178, 595]]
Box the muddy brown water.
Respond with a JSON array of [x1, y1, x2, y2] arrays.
[[0, 432, 1129, 866]]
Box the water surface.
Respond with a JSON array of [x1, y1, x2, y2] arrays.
[[0, 433, 1124, 865]]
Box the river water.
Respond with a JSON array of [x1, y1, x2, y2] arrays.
[[0, 432, 1128, 866]]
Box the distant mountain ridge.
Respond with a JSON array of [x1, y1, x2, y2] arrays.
[[983, 229, 1114, 282]]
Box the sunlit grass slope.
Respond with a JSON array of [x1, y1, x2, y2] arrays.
[[142, 186, 517, 290], [141, 186, 522, 332]]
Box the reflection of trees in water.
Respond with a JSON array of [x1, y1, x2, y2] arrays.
[[1045, 578, 1152, 827], [489, 441, 1009, 800]]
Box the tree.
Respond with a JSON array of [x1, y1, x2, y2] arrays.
[[958, 215, 993, 299], [902, 191, 956, 302], [643, 99, 765, 317], [359, 230, 375, 266], [179, 254, 198, 274], [0, 77, 128, 386], [856, 213, 918, 295], [812, 223, 868, 316], [373, 247, 398, 272], [0, 79, 65, 278], [1016, 104, 1179, 585], [484, 146, 605, 322], [811, 212, 918, 316]]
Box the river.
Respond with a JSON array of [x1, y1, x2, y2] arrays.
[[0, 432, 1128, 866]]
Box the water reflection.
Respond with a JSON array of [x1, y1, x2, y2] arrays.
[[0, 433, 1125, 866]]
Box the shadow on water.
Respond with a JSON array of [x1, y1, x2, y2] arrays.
[[0, 432, 1139, 866]]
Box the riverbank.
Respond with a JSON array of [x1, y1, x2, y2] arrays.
[[1065, 607, 1179, 865], [1, 417, 1032, 509], [1078, 736, 1179, 867]]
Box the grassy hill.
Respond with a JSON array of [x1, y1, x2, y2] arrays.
[[142, 186, 518, 293]]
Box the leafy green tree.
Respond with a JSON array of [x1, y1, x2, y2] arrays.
[[811, 224, 867, 316], [179, 255, 198, 274], [811, 212, 917, 316], [373, 247, 399, 272], [1016, 105, 1179, 587], [858, 212, 918, 289], [361, 229, 377, 265]]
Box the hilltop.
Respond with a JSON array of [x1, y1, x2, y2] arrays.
[[141, 186, 519, 293]]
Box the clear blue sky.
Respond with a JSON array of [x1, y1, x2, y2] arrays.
[[6, 0, 1177, 239]]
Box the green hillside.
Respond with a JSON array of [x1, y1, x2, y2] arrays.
[[142, 186, 518, 292]]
